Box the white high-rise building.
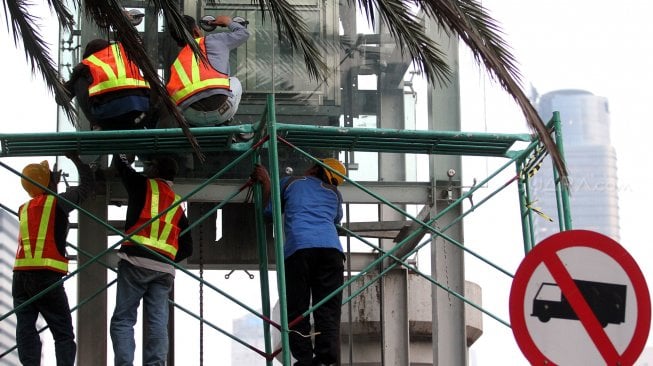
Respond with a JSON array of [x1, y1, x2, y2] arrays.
[[531, 89, 620, 242]]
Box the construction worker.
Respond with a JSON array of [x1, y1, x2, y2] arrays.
[[60, 39, 153, 131], [251, 158, 347, 366], [13, 153, 94, 366], [165, 14, 249, 127], [109, 154, 193, 366]]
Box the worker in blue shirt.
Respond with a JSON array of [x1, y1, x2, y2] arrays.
[[251, 158, 346, 366]]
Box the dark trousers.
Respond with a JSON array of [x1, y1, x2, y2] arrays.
[[285, 248, 344, 366], [12, 271, 76, 366]]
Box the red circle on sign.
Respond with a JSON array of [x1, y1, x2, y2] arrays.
[[509, 230, 651, 365]]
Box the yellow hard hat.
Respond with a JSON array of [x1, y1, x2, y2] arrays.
[[320, 158, 346, 186], [21, 161, 51, 197]]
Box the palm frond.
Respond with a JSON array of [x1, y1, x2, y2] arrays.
[[158, 0, 208, 65], [253, 0, 330, 81], [82, 0, 204, 161], [44, 0, 76, 31], [4, 0, 567, 180], [4, 0, 77, 125], [414, 0, 568, 182], [356, 0, 451, 85]]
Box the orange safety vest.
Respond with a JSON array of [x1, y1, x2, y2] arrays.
[[166, 37, 230, 105], [82, 43, 150, 97], [124, 179, 184, 260], [14, 195, 68, 274]]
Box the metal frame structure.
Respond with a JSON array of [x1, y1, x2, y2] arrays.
[[0, 96, 569, 364]]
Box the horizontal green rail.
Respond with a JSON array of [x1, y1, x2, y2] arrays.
[[275, 123, 532, 157], [0, 125, 255, 157], [1, 123, 532, 158]]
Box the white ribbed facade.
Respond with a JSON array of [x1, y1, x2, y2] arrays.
[[531, 89, 620, 242], [0, 208, 19, 365]]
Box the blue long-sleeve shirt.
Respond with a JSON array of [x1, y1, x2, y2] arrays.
[[265, 176, 343, 258]]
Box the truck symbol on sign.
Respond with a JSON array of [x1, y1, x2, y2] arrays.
[[531, 279, 626, 327]]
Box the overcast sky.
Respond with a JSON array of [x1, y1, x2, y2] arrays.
[[1, 0, 652, 365], [461, 1, 653, 364]]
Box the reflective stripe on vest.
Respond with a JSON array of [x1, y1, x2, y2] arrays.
[[83, 43, 150, 97], [166, 38, 230, 105], [15, 195, 68, 273], [128, 179, 182, 260]]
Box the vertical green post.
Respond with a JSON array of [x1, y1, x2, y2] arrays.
[[516, 160, 534, 253], [523, 172, 536, 250], [265, 94, 291, 365], [551, 111, 573, 231], [252, 151, 274, 365]]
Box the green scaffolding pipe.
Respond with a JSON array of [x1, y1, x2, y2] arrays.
[[0, 115, 287, 362], [0, 277, 119, 359], [283, 163, 523, 333], [75, 242, 268, 363], [343, 204, 354, 365], [0, 206, 120, 353], [1, 95, 565, 362], [264, 93, 292, 365], [365, 169, 521, 282], [0, 156, 214, 320], [270, 134, 544, 334], [0, 160, 141, 321], [0, 125, 255, 157], [171, 302, 269, 359], [523, 169, 537, 251], [0, 234, 119, 358], [76, 243, 273, 362], [279, 136, 529, 278], [524, 169, 537, 249], [0, 202, 16, 216], [274, 143, 527, 330], [2, 268, 269, 363], [275, 123, 531, 141], [516, 160, 535, 253], [340, 226, 511, 328], [179, 179, 252, 236], [331, 165, 537, 330], [1, 153, 287, 363], [362, 167, 525, 300], [252, 152, 274, 366], [515, 141, 551, 252], [1, 154, 285, 343], [0, 161, 173, 321], [68, 243, 117, 276], [551, 111, 573, 232]]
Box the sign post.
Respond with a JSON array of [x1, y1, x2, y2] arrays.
[[509, 230, 650, 365]]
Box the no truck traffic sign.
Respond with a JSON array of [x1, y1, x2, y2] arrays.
[[509, 230, 650, 365]]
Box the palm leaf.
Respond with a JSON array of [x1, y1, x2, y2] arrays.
[[415, 0, 568, 181], [4, 0, 567, 180], [160, 0, 208, 65], [3, 0, 77, 125], [258, 0, 568, 181], [355, 0, 451, 85], [82, 0, 204, 160], [248, 0, 330, 81]]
